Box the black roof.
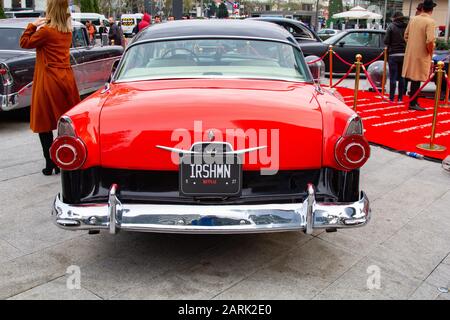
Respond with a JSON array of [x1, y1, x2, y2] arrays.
[[248, 17, 308, 26], [132, 19, 298, 45], [0, 18, 84, 29]]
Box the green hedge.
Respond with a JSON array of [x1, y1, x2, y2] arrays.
[[436, 39, 450, 50]]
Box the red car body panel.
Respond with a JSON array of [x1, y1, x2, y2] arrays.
[[66, 79, 355, 172]]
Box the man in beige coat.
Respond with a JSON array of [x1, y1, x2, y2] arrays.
[[402, 0, 436, 111]]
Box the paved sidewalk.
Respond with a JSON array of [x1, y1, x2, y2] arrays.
[[0, 114, 449, 300]]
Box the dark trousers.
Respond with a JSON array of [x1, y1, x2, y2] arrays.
[[409, 80, 421, 106], [38, 131, 54, 166], [388, 55, 405, 101]]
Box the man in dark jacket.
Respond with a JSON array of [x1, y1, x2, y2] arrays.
[[384, 11, 407, 102], [108, 17, 122, 46]]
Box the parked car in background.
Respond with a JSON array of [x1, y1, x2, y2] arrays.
[[121, 13, 143, 37], [247, 17, 322, 43], [71, 12, 110, 34], [5, 10, 44, 18], [317, 28, 341, 40], [0, 18, 123, 112], [300, 29, 386, 73], [51, 20, 370, 235], [432, 50, 450, 98]]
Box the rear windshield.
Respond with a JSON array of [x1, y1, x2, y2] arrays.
[[0, 28, 26, 50], [116, 38, 310, 82]]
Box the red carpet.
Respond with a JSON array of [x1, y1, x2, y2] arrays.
[[335, 87, 450, 160]]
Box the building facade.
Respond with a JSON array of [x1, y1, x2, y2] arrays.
[[402, 0, 448, 27], [3, 0, 46, 11]]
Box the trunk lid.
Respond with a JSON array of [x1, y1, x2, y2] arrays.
[[99, 79, 323, 171]]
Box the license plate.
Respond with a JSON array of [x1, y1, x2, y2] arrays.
[[179, 154, 242, 196]]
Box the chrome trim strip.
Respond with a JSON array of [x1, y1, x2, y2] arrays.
[[108, 184, 119, 234], [155, 144, 267, 155], [305, 184, 314, 234], [127, 35, 299, 53], [52, 184, 371, 235]]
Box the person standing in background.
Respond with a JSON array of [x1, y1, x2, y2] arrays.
[[384, 12, 407, 103], [402, 0, 437, 111], [99, 21, 107, 45], [404, 3, 425, 95], [108, 17, 122, 46], [87, 20, 96, 45], [19, 0, 80, 175], [138, 13, 151, 31], [117, 21, 126, 47]]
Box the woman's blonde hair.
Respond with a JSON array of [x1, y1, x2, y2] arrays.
[[46, 0, 72, 33]]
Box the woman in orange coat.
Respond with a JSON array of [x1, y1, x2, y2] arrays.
[[20, 0, 80, 175]]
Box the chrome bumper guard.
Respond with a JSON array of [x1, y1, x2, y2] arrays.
[[52, 184, 370, 234]]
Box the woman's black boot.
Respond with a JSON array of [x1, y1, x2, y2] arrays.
[[39, 131, 59, 175]]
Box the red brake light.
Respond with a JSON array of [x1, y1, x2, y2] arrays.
[[0, 68, 7, 75], [50, 136, 87, 170], [335, 135, 370, 170]]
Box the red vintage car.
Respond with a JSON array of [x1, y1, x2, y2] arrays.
[[51, 20, 370, 234]]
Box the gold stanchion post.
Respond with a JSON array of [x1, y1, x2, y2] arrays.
[[329, 45, 333, 88], [417, 61, 447, 152], [381, 47, 388, 97], [353, 54, 362, 112]]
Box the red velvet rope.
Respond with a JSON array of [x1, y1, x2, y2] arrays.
[[333, 51, 354, 67], [361, 65, 390, 102], [331, 64, 355, 88], [306, 50, 330, 64], [406, 72, 435, 103], [363, 51, 385, 67]]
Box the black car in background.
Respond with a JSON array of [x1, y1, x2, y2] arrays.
[[247, 17, 322, 43], [0, 18, 123, 112], [299, 29, 386, 73]]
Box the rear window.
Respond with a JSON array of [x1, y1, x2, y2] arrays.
[[0, 28, 26, 50]]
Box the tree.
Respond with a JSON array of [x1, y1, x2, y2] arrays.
[[327, 0, 343, 27], [0, 0, 5, 20], [216, 2, 228, 19], [93, 0, 100, 13], [80, 0, 94, 12]]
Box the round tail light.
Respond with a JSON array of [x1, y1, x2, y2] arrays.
[[335, 135, 370, 170], [50, 136, 87, 171]]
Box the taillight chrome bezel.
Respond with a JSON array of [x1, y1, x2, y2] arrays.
[[50, 136, 87, 170], [57, 116, 76, 137], [0, 63, 13, 86], [55, 144, 78, 166], [335, 116, 370, 170], [344, 142, 367, 164]]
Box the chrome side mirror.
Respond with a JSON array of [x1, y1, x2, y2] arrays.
[[305, 55, 325, 82], [108, 58, 121, 82]]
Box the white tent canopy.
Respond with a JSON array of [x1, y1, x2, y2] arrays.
[[332, 6, 383, 20]]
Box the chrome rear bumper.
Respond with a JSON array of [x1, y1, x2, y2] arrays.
[[0, 83, 32, 111], [52, 184, 370, 234]]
